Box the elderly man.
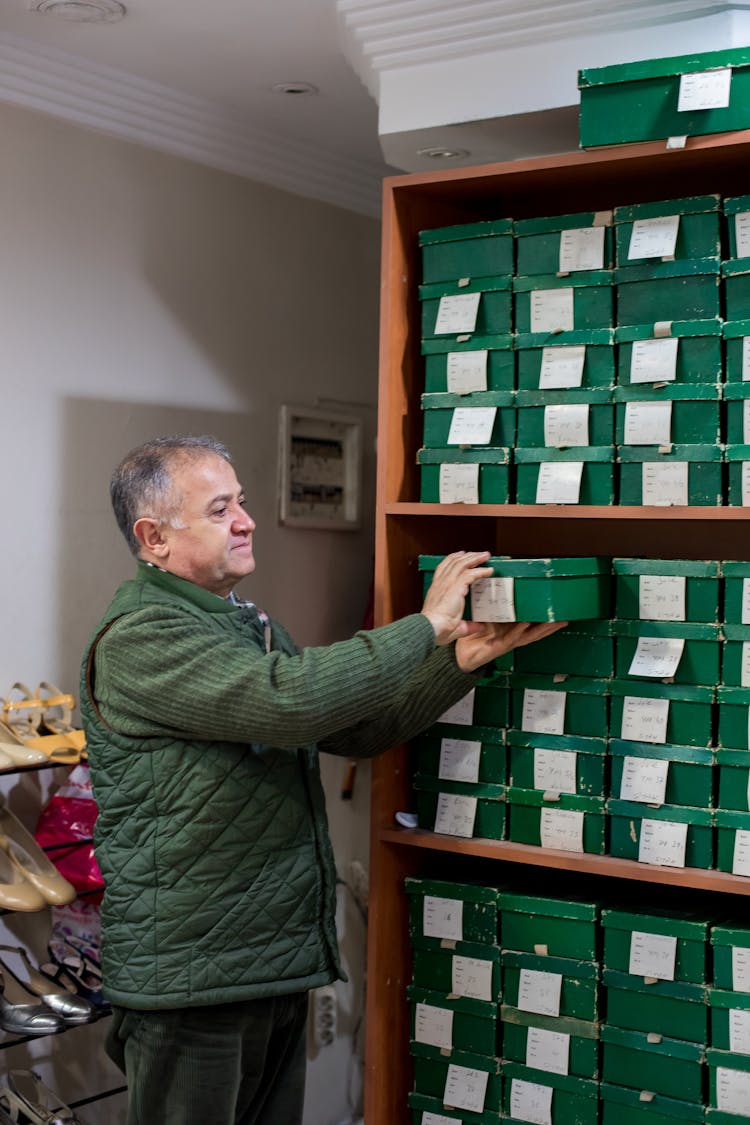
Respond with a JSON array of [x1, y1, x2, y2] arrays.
[[81, 434, 561, 1125]]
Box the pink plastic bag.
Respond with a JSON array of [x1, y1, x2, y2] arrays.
[[34, 764, 104, 900]]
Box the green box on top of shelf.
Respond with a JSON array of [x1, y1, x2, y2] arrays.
[[507, 730, 607, 797], [602, 967, 709, 1043], [617, 444, 723, 507], [513, 270, 614, 333], [724, 195, 750, 259], [607, 798, 714, 870], [601, 1025, 706, 1104], [516, 328, 615, 390], [613, 383, 721, 446], [501, 1005, 600, 1079], [405, 877, 501, 949], [609, 678, 714, 747], [615, 319, 722, 388], [601, 907, 710, 984], [512, 673, 609, 740], [613, 558, 720, 623], [608, 738, 715, 810], [601, 1082, 705, 1125], [512, 619, 615, 679], [514, 209, 614, 276], [578, 46, 750, 147], [411, 941, 503, 1001], [514, 446, 616, 506], [616, 261, 720, 328], [414, 723, 506, 786], [422, 333, 514, 394], [714, 807, 750, 876], [710, 921, 750, 990], [725, 444, 750, 505], [421, 390, 516, 448], [414, 773, 506, 840], [515, 387, 614, 448], [502, 1060, 599, 1125], [408, 984, 500, 1058], [723, 319, 750, 382], [419, 218, 514, 284], [614, 195, 721, 265], [420, 275, 513, 341], [612, 618, 721, 687], [410, 1041, 503, 1114], [506, 787, 606, 854], [499, 891, 599, 960], [417, 447, 511, 505]]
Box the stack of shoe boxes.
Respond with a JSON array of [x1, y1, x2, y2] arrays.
[[707, 921, 750, 1122], [722, 195, 750, 502], [715, 563, 750, 875]]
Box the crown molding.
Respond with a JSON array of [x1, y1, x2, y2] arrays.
[[0, 31, 384, 218]]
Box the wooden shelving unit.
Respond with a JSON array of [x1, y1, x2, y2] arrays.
[[365, 131, 750, 1125]]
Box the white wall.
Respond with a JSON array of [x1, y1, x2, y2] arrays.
[[0, 100, 380, 1125]]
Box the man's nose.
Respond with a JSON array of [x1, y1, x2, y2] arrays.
[[232, 506, 255, 531]]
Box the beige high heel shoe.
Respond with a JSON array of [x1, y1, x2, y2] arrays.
[[0, 801, 76, 906]]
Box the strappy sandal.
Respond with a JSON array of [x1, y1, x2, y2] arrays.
[[2, 685, 80, 766], [6, 1070, 87, 1123], [43, 940, 108, 1011], [37, 683, 86, 755]]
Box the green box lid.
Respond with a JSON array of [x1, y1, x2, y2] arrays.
[[716, 746, 750, 765], [715, 807, 750, 830], [516, 387, 612, 407], [602, 967, 708, 1002], [500, 891, 598, 922], [721, 257, 750, 279], [613, 558, 720, 577], [612, 618, 720, 640], [725, 196, 750, 216], [722, 624, 750, 641], [413, 773, 506, 801], [613, 382, 721, 403], [616, 318, 722, 342], [404, 877, 501, 905], [600, 1082, 705, 1121], [514, 210, 613, 235], [722, 561, 750, 578], [418, 555, 609, 578], [417, 447, 512, 466], [601, 907, 710, 941], [419, 275, 513, 299], [506, 786, 605, 814], [706, 1045, 750, 1074], [511, 673, 610, 695], [500, 1004, 600, 1039], [608, 738, 714, 766], [610, 678, 714, 702], [712, 922, 750, 945], [709, 987, 750, 1013], [419, 219, 513, 246], [501, 949, 599, 979], [723, 319, 750, 339], [601, 1023, 705, 1062], [410, 1039, 502, 1072], [614, 195, 721, 222], [507, 730, 607, 754], [718, 685, 750, 707], [606, 798, 714, 827], [724, 444, 750, 462], [421, 390, 515, 410], [578, 46, 750, 87], [721, 383, 750, 402], [421, 332, 513, 355], [407, 984, 498, 1020], [513, 270, 613, 292], [513, 445, 614, 464], [515, 327, 614, 348], [502, 1059, 599, 1098], [407, 1092, 500, 1124], [617, 444, 723, 463], [616, 259, 720, 283]]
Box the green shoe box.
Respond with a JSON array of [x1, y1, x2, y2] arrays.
[[414, 774, 506, 840], [411, 940, 502, 1002], [421, 391, 516, 448], [423, 334, 515, 394], [724, 445, 750, 505], [578, 46, 750, 147], [613, 558, 720, 624], [710, 922, 750, 991], [601, 1082, 705, 1125], [512, 674, 610, 739], [419, 556, 611, 623], [513, 271, 614, 334], [724, 196, 750, 261], [722, 319, 750, 382], [415, 723, 506, 786], [706, 1046, 750, 1118], [602, 968, 709, 1043], [500, 1005, 600, 1079], [606, 799, 714, 870], [515, 388, 614, 449], [615, 260, 721, 328], [601, 908, 710, 984], [614, 384, 721, 447], [709, 987, 750, 1053], [514, 210, 614, 276], [506, 787, 607, 855], [714, 808, 750, 875], [717, 685, 750, 749], [514, 446, 615, 506], [724, 383, 750, 444], [418, 447, 511, 505], [617, 444, 723, 507], [516, 328, 615, 390], [472, 673, 512, 727], [420, 219, 514, 284], [614, 196, 721, 265], [608, 738, 715, 810], [716, 748, 750, 810], [720, 625, 750, 687], [601, 1024, 706, 1103], [499, 891, 599, 961], [405, 877, 501, 948], [512, 621, 615, 680], [722, 562, 750, 624], [615, 320, 722, 388], [612, 619, 721, 687], [609, 679, 714, 748], [410, 1041, 503, 1114], [407, 1090, 501, 1125], [507, 731, 607, 798], [502, 950, 600, 1023], [408, 985, 500, 1058], [502, 1060, 599, 1125], [721, 258, 750, 322], [420, 276, 513, 341]]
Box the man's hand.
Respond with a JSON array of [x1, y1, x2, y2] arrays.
[[421, 551, 495, 646], [455, 620, 568, 673]]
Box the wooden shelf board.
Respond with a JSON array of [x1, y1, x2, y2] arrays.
[[385, 504, 750, 521], [379, 827, 750, 895]]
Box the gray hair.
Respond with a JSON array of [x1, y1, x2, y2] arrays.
[[110, 435, 232, 556]]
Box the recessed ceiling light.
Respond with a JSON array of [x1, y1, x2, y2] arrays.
[[417, 147, 471, 160], [27, 0, 125, 21], [272, 82, 319, 96]]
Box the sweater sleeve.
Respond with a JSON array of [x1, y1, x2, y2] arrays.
[[93, 603, 440, 749]]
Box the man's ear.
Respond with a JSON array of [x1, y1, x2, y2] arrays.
[[133, 517, 169, 559]]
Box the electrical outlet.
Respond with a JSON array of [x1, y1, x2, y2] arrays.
[[311, 984, 337, 1048]]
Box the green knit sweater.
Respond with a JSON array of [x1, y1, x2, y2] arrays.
[[81, 563, 475, 1009]]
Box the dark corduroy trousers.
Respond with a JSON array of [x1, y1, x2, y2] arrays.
[[106, 992, 309, 1125]]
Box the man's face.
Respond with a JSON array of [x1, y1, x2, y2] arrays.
[[159, 454, 256, 597]]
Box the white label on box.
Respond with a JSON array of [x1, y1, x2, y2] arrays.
[[729, 1008, 750, 1055], [526, 1027, 570, 1077], [678, 67, 732, 112], [517, 968, 563, 1018], [743, 335, 750, 381], [630, 337, 679, 384], [438, 690, 475, 726], [620, 755, 669, 805], [742, 578, 750, 625], [539, 345, 586, 389], [534, 748, 578, 795], [510, 1078, 553, 1125], [439, 463, 479, 505], [452, 955, 494, 1002], [522, 689, 566, 736], [642, 462, 688, 507], [716, 1066, 750, 1117], [471, 576, 516, 622], [639, 574, 686, 621], [544, 403, 590, 448], [629, 930, 678, 981], [540, 807, 585, 852], [423, 896, 463, 942], [624, 401, 672, 445], [439, 738, 482, 784], [444, 1064, 489, 1115], [621, 695, 670, 744], [628, 636, 685, 678], [535, 461, 584, 505], [559, 225, 605, 272], [422, 1112, 461, 1125], [434, 793, 477, 838], [530, 288, 574, 333], [733, 828, 750, 877], [744, 399, 750, 444], [434, 292, 481, 335], [415, 1001, 454, 1051], [736, 214, 750, 260], [638, 817, 688, 867], [743, 461, 750, 506], [446, 350, 488, 394], [447, 406, 496, 446], [733, 946, 750, 993], [628, 215, 680, 260]]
